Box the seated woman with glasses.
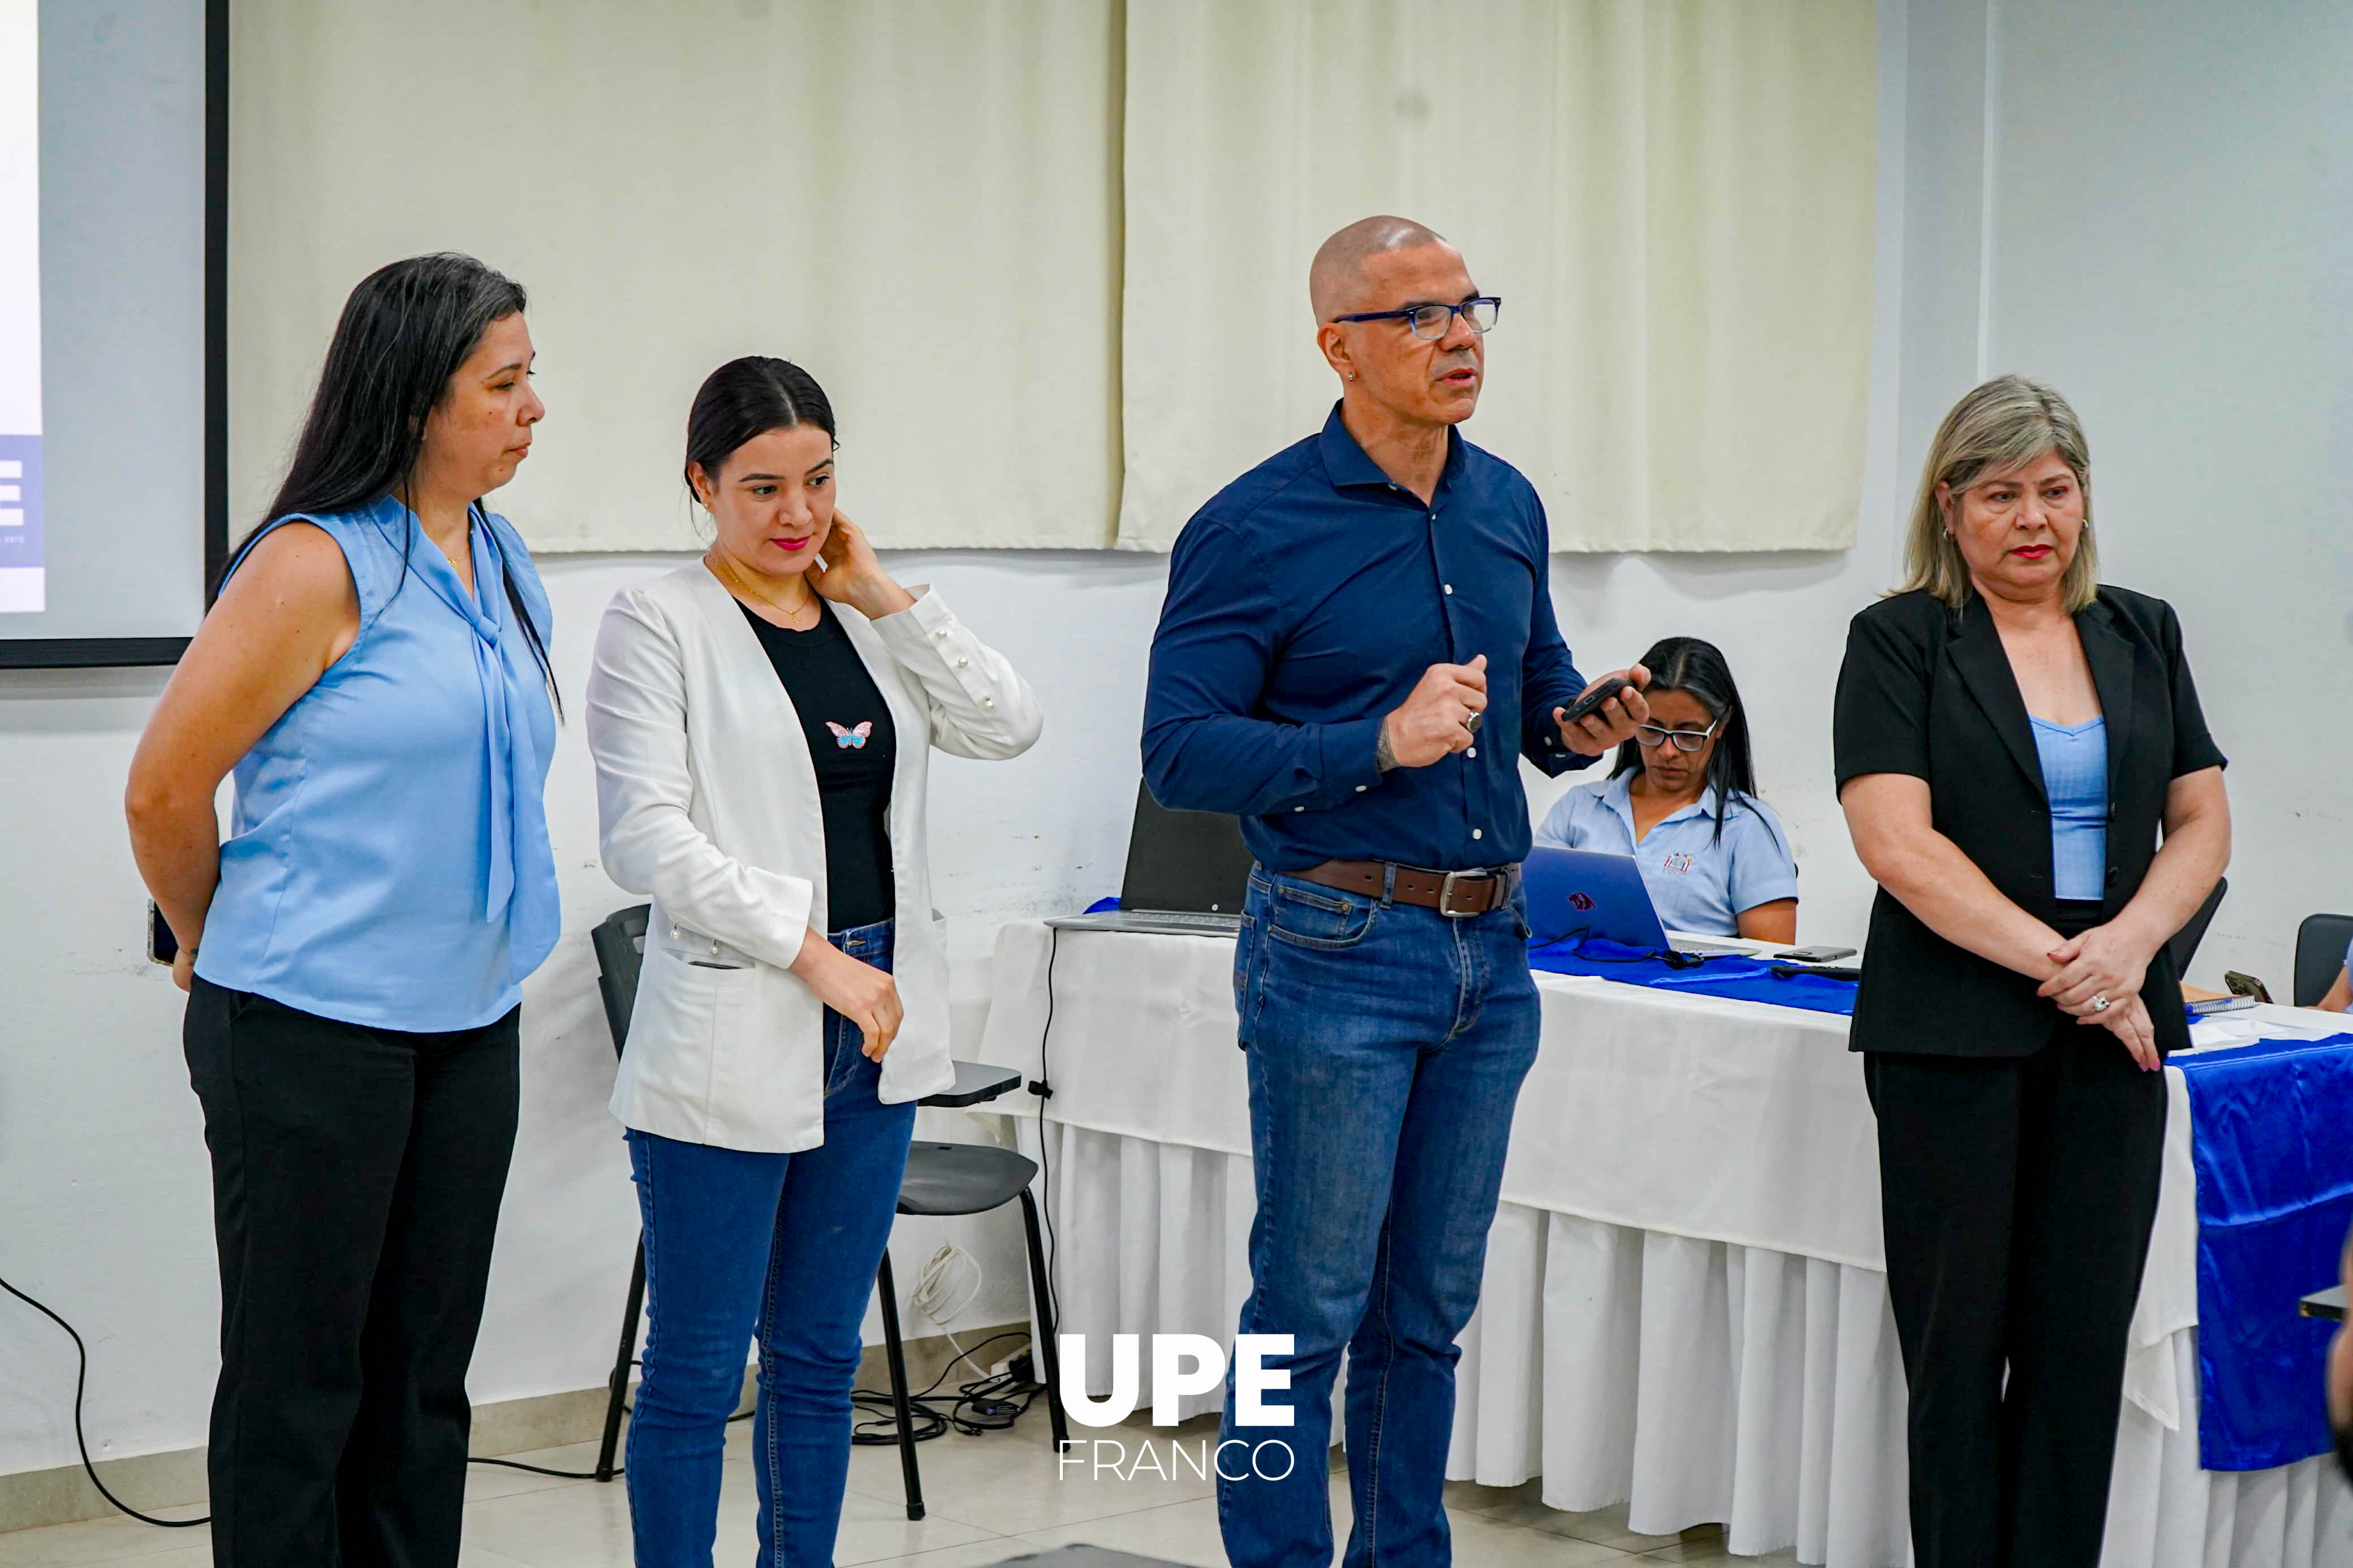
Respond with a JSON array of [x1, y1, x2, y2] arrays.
[[1532, 636, 1797, 943]]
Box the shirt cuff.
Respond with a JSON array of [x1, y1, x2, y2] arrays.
[[1317, 715, 1388, 804]]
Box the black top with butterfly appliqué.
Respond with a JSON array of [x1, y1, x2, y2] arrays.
[[739, 598, 898, 932]]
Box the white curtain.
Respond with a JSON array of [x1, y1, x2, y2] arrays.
[[229, 0, 1123, 551], [1117, 0, 1879, 552], [231, 2, 1877, 556]]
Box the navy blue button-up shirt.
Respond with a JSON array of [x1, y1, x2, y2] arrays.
[[1143, 406, 1594, 873]]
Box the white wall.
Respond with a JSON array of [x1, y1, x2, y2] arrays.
[[6, 0, 2340, 1480], [1979, 0, 2353, 986]]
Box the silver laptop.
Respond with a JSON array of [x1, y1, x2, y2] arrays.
[[1046, 783, 1255, 937], [1520, 845, 1747, 960]]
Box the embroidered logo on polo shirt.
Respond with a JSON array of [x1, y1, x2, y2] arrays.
[[1661, 852, 1696, 875]]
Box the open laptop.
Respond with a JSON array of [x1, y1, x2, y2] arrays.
[[1045, 783, 1257, 937], [1520, 845, 1748, 960]]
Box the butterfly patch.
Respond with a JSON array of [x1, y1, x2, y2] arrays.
[[825, 721, 874, 750]]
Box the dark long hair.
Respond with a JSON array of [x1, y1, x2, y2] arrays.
[[1609, 636, 1778, 850], [683, 356, 838, 499], [227, 253, 555, 707]]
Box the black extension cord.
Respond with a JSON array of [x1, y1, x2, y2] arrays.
[[1031, 926, 1065, 1331], [0, 1266, 756, 1514], [0, 1269, 207, 1528], [849, 1331, 1043, 1445]]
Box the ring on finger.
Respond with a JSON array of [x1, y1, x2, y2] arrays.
[[1464, 710, 1483, 733], [2090, 993, 2112, 1013]]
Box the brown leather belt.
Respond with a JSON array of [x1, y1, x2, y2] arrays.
[[1295, 859, 1522, 917]]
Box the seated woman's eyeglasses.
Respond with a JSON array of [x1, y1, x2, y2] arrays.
[[1328, 296, 1503, 340], [1634, 720, 1720, 753]]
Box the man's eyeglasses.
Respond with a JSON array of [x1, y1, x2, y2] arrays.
[[1328, 296, 1502, 340], [1634, 720, 1720, 754]]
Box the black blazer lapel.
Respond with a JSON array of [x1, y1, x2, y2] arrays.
[[2078, 595, 2137, 809], [1948, 595, 2046, 803]]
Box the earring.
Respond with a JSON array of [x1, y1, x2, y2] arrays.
[[1347, 372, 1357, 381]]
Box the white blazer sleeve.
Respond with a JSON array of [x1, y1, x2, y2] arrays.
[[585, 588, 815, 969], [869, 586, 1043, 761]]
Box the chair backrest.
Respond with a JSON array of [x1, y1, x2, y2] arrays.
[[2162, 876, 2226, 979], [591, 905, 651, 1059], [2293, 912, 2353, 1008]]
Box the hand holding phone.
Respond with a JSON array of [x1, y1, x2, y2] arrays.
[[1557, 681, 1635, 728], [1553, 664, 1652, 755]]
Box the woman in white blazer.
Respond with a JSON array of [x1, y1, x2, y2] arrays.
[[584, 357, 1040, 1568]]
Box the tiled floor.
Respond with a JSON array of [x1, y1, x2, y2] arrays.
[[0, 1412, 1799, 1566]]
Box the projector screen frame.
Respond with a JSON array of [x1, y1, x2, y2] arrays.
[[0, 0, 229, 670]]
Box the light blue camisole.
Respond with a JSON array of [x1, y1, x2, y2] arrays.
[[2030, 715, 2109, 904], [195, 496, 560, 1030]]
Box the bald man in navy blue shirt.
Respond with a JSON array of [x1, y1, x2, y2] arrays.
[[1143, 215, 1651, 1568]]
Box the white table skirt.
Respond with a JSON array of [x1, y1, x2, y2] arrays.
[[978, 922, 2352, 1567]]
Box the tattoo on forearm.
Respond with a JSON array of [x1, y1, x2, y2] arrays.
[[1376, 724, 1399, 773]]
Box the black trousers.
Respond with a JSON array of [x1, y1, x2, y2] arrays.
[[1865, 1020, 2166, 1568], [183, 977, 520, 1568]]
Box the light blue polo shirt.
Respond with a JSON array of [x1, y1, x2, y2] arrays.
[[1532, 774, 1798, 937]]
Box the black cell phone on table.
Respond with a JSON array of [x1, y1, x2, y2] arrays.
[[146, 901, 179, 966], [1558, 679, 1640, 728], [2222, 970, 2273, 1005], [1774, 946, 1858, 964]]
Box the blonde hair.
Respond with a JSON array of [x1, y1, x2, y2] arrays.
[[1899, 375, 2098, 613]]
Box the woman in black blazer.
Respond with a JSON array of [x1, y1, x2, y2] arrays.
[[1834, 376, 2229, 1568]]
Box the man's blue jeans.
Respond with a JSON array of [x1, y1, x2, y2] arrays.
[[622, 919, 915, 1568], [1218, 868, 1540, 1568]]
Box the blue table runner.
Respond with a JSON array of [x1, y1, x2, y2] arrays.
[[1526, 936, 1860, 1016], [2174, 1031, 2353, 1471]]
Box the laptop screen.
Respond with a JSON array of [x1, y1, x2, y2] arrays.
[[1119, 783, 1257, 915]]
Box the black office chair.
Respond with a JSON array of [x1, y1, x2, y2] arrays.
[[2164, 876, 2226, 979], [586, 904, 1068, 1519], [2293, 912, 2353, 1008]]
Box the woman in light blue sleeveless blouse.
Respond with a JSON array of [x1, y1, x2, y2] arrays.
[[127, 254, 560, 1568]]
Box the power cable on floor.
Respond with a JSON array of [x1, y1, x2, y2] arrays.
[[0, 1267, 753, 1510]]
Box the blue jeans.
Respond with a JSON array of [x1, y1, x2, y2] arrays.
[[1219, 867, 1540, 1568], [623, 920, 915, 1568]]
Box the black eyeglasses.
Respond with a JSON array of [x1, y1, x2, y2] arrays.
[[1328, 296, 1502, 340], [1634, 720, 1720, 754]]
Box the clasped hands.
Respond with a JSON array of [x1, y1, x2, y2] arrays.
[[1380, 658, 1652, 770], [2039, 921, 2161, 1072]]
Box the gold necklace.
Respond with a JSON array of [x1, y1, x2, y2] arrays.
[[709, 550, 817, 627]]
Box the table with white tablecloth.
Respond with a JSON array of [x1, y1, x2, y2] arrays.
[[974, 920, 2352, 1568]]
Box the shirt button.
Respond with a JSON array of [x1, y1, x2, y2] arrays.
[[981, 696, 996, 711], [1466, 746, 1477, 758], [1472, 828, 1484, 841], [934, 628, 949, 641], [1443, 584, 1454, 595], [1355, 785, 1367, 793], [1294, 806, 1305, 813], [954, 656, 970, 669]]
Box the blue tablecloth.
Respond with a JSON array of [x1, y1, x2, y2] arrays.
[[2175, 1031, 2353, 1471], [1525, 936, 1859, 1016]]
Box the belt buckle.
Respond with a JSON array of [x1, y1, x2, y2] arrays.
[[1437, 869, 1488, 918]]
